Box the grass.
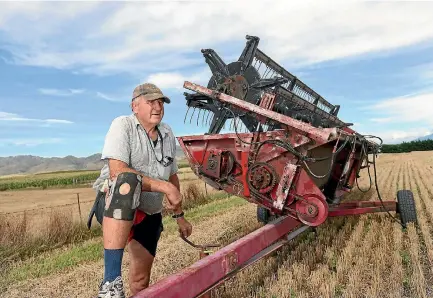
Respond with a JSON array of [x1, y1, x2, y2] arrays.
[[0, 171, 100, 191], [0, 210, 102, 264], [0, 183, 230, 265], [0, 195, 247, 290], [0, 160, 192, 191], [3, 241, 102, 289]]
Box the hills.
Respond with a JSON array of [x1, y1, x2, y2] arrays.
[[0, 146, 186, 176]]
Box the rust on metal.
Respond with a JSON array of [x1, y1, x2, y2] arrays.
[[274, 163, 298, 210]]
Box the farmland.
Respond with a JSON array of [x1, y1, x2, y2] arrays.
[[1, 151, 433, 297], [0, 160, 191, 191]]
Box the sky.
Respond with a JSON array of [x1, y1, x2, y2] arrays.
[[0, 1, 433, 157]]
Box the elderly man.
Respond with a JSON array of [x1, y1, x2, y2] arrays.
[[91, 83, 192, 298]]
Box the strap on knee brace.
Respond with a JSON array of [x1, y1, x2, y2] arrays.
[[104, 172, 142, 221]]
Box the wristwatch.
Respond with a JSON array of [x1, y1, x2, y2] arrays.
[[172, 211, 184, 219]]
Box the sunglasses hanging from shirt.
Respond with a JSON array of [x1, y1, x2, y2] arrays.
[[144, 126, 173, 167]]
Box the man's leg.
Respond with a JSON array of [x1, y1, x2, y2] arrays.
[[99, 172, 142, 296], [127, 212, 163, 296], [102, 218, 133, 283], [128, 239, 155, 295]]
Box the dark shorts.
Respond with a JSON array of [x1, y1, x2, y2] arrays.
[[91, 191, 163, 257], [128, 210, 164, 257]]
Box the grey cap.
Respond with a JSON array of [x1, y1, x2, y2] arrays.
[[132, 83, 170, 103]]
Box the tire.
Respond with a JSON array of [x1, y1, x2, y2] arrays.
[[397, 190, 417, 228], [257, 206, 271, 224]]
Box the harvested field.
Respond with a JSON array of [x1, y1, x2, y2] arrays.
[[1, 151, 433, 298]]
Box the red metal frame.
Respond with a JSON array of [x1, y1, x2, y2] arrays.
[[329, 201, 397, 216], [131, 82, 393, 298], [134, 216, 302, 298], [133, 200, 397, 298]]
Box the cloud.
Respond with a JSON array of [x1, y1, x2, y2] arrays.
[[0, 138, 63, 147], [364, 91, 433, 125], [359, 128, 432, 144], [370, 117, 393, 123], [1, 2, 433, 76], [96, 91, 120, 102], [145, 68, 211, 90], [0, 111, 73, 124], [38, 88, 85, 96]]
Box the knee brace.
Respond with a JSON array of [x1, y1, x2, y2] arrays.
[[104, 172, 142, 221]]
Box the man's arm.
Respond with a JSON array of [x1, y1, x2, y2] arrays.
[[168, 173, 182, 214], [169, 173, 180, 191], [108, 159, 181, 209]]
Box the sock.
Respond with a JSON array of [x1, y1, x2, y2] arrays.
[[104, 248, 124, 283]]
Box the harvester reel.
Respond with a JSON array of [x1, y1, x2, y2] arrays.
[[187, 35, 288, 134]]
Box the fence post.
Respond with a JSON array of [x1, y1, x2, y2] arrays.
[[204, 182, 208, 196], [77, 193, 82, 223]]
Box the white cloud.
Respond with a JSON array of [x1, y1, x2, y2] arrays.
[[38, 88, 85, 96], [1, 1, 433, 76], [359, 128, 432, 144], [0, 111, 73, 124], [370, 117, 394, 123], [95, 90, 137, 103], [145, 68, 211, 90], [96, 92, 119, 102], [365, 91, 433, 125], [353, 91, 433, 143], [44, 119, 73, 124], [0, 138, 63, 147]]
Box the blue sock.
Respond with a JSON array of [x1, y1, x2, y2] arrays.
[[104, 248, 124, 283]]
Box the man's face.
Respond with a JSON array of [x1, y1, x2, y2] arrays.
[[133, 96, 165, 126]]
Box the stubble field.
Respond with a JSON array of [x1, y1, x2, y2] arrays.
[[1, 151, 433, 298]]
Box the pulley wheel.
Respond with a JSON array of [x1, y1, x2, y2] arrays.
[[295, 194, 328, 227]]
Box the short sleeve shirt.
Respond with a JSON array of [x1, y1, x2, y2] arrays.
[[92, 113, 178, 215]]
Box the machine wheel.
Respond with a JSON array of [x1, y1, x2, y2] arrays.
[[257, 206, 277, 224], [257, 206, 270, 223], [397, 190, 417, 228]]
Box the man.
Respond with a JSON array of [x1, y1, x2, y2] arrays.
[[91, 83, 192, 298]]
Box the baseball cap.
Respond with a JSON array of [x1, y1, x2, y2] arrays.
[[132, 83, 171, 104]]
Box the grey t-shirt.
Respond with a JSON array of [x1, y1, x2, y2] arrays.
[[93, 113, 178, 215]]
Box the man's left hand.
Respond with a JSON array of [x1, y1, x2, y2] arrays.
[[177, 217, 192, 238]]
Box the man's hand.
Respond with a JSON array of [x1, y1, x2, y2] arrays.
[[176, 217, 192, 238]]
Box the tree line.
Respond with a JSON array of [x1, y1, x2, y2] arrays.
[[381, 139, 433, 153]]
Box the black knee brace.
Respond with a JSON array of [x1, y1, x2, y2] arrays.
[[104, 172, 142, 221]]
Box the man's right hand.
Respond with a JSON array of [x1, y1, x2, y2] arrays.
[[165, 184, 182, 211]]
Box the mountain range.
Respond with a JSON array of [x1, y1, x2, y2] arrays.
[[0, 146, 186, 176]]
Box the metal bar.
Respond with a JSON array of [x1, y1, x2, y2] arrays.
[[196, 225, 310, 297], [183, 81, 338, 145], [330, 201, 396, 209], [328, 202, 397, 217], [133, 216, 303, 298]]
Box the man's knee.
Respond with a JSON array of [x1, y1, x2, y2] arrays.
[[104, 172, 142, 221]]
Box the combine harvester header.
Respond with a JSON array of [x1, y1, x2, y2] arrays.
[[134, 35, 417, 298]]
